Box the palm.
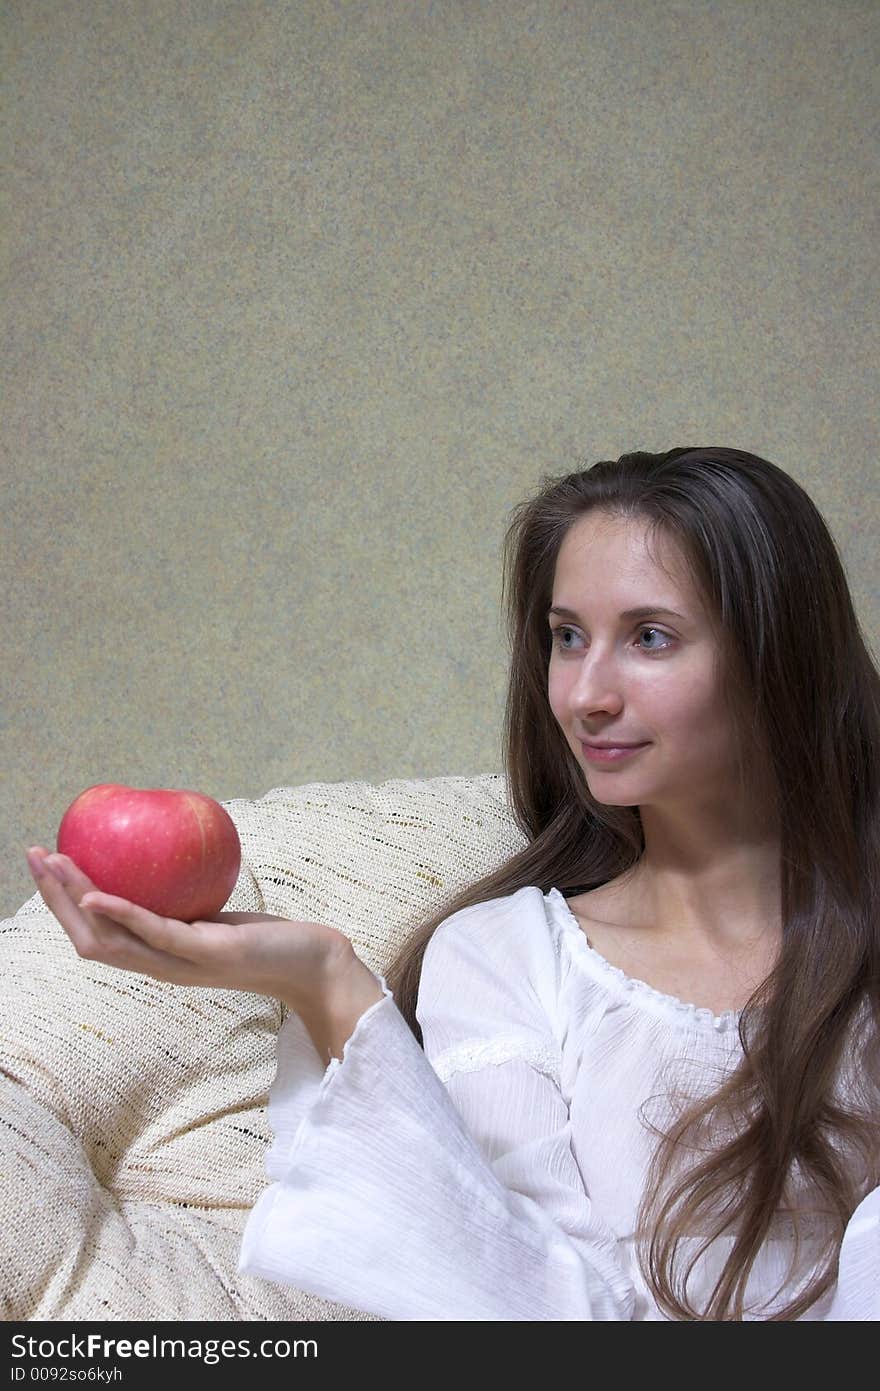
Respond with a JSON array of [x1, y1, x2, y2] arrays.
[[26, 847, 352, 1001]]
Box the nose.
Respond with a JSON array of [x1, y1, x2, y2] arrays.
[[569, 648, 624, 719]]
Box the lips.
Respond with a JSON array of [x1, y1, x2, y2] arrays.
[[580, 740, 649, 764], [582, 741, 645, 749]]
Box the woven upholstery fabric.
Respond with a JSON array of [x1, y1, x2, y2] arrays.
[[1, 773, 526, 1321]]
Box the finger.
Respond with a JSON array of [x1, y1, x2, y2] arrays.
[[25, 846, 53, 882], [26, 850, 123, 958], [79, 891, 211, 965], [26, 847, 78, 911], [26, 852, 202, 982], [27, 850, 121, 944], [73, 891, 213, 984], [27, 847, 92, 909], [27, 850, 113, 939], [43, 851, 100, 901]]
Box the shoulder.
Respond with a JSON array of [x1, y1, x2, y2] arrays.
[[424, 884, 556, 959], [420, 886, 562, 1021]]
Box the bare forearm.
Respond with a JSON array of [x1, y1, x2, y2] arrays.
[[287, 947, 387, 1066]]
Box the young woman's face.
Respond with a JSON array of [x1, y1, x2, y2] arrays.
[[547, 510, 738, 811]]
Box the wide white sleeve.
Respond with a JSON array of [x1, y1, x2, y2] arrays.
[[822, 1185, 880, 1320], [237, 903, 636, 1321]]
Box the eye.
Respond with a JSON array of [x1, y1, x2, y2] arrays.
[[637, 627, 673, 652], [549, 625, 582, 651], [549, 625, 673, 653]]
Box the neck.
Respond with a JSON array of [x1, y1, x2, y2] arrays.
[[622, 801, 783, 957]]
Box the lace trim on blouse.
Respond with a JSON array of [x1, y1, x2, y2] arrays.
[[431, 1032, 564, 1088], [547, 887, 744, 1036]]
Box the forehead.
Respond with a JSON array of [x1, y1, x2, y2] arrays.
[[552, 512, 698, 606]]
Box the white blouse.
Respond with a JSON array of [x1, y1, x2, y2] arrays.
[[237, 886, 880, 1320]]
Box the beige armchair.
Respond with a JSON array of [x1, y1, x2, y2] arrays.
[[1, 773, 525, 1321]]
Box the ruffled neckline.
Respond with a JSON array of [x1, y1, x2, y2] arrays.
[[547, 887, 744, 1036]]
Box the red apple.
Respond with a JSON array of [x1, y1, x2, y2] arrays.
[[57, 784, 242, 922]]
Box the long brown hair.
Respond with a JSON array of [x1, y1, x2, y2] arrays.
[[384, 446, 880, 1320]]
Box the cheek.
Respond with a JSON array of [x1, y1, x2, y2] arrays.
[[654, 677, 731, 751], [547, 658, 726, 746], [547, 665, 570, 723]]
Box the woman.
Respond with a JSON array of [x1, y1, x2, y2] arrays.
[[26, 446, 880, 1320]]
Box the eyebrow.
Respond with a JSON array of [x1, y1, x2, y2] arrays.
[[547, 604, 688, 623]]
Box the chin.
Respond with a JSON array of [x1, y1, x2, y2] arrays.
[[588, 784, 639, 804]]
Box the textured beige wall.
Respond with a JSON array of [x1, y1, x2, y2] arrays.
[[4, 0, 878, 919]]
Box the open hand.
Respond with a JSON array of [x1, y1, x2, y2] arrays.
[[25, 846, 354, 1010]]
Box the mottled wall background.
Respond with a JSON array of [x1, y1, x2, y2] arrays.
[[4, 0, 878, 917]]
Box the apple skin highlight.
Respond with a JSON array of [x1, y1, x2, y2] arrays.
[[57, 783, 242, 921]]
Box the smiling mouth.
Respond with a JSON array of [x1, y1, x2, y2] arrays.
[[582, 742, 646, 749], [580, 740, 649, 763]]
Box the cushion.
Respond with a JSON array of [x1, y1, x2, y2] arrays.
[[0, 773, 526, 1320]]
